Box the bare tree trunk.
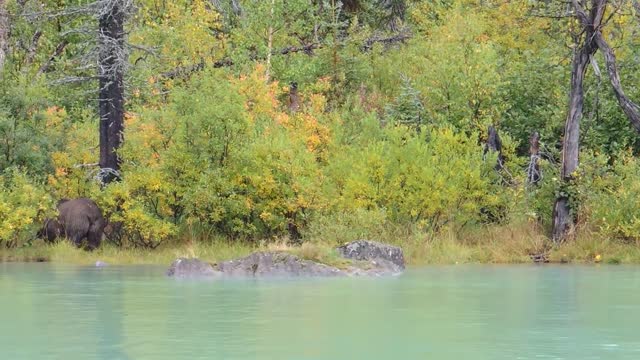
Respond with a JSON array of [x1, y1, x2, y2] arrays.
[[288, 81, 300, 113], [265, 0, 275, 82], [98, 0, 127, 184], [527, 132, 541, 185], [0, 0, 8, 73], [25, 30, 42, 65], [552, 0, 604, 243], [594, 33, 640, 132], [484, 125, 504, 171], [552, 41, 594, 243]]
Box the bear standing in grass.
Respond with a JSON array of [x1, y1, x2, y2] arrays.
[[39, 198, 106, 251]]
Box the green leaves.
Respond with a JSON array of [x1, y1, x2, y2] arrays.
[[329, 124, 500, 232], [0, 168, 52, 247]]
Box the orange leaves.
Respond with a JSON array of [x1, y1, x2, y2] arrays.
[[308, 94, 327, 115], [475, 33, 490, 43], [232, 64, 282, 122], [54, 167, 67, 177], [124, 111, 139, 126], [232, 65, 333, 156], [297, 114, 331, 154], [44, 106, 67, 127], [275, 112, 290, 126], [122, 111, 167, 167]]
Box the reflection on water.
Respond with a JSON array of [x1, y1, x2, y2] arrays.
[[1, 263, 640, 359]]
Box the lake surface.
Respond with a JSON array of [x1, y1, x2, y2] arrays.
[[1, 264, 639, 359]]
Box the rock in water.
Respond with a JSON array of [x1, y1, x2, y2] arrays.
[[166, 242, 406, 278], [337, 240, 405, 268], [337, 240, 405, 275], [167, 258, 220, 278], [216, 252, 345, 277], [95, 261, 108, 267]]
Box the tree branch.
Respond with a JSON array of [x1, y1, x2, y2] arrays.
[[36, 40, 69, 77], [160, 32, 412, 80], [25, 30, 43, 65], [594, 32, 640, 132], [362, 32, 412, 51]]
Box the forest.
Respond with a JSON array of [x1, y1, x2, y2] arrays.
[[2, 0, 640, 264]]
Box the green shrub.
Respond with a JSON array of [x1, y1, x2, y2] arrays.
[[328, 124, 502, 232], [0, 168, 52, 247], [586, 151, 640, 243]]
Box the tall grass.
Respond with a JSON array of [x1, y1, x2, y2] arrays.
[[3, 220, 640, 265], [0, 237, 257, 265]]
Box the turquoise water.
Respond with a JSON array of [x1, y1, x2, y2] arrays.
[[1, 263, 640, 359]]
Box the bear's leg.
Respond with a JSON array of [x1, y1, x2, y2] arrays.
[[68, 231, 86, 248], [86, 222, 103, 251]]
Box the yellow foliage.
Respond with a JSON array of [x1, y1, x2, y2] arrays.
[[130, 0, 224, 72], [232, 64, 282, 122], [0, 170, 52, 246]]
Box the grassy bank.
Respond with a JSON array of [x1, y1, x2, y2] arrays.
[[2, 221, 640, 266], [0, 240, 257, 265]]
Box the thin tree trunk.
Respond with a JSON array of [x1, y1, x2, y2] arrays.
[[484, 125, 504, 171], [98, 0, 126, 184], [594, 33, 640, 132], [36, 40, 68, 77], [0, 0, 9, 73], [25, 30, 42, 65], [552, 45, 593, 243], [527, 132, 541, 185], [265, 0, 275, 82]]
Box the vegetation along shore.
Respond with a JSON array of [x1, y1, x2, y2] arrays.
[[3, 1, 640, 266]]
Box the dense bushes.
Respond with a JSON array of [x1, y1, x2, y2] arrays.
[[0, 168, 52, 247], [328, 123, 502, 231], [3, 0, 640, 250], [4, 58, 640, 247]]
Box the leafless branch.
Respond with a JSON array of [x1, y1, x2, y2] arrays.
[[36, 40, 69, 77], [362, 31, 412, 51], [73, 162, 99, 168], [161, 32, 413, 79], [50, 75, 100, 85], [594, 31, 640, 132]]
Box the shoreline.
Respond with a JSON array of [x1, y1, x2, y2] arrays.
[[2, 237, 639, 266]]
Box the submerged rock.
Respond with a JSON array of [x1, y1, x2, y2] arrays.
[[343, 260, 403, 277], [337, 240, 405, 270], [167, 258, 221, 278], [215, 252, 345, 277], [166, 241, 406, 278]]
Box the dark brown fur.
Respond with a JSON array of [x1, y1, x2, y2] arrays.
[[37, 218, 63, 243], [103, 221, 124, 245], [38, 198, 106, 251]]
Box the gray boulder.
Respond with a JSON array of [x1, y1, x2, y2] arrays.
[[215, 252, 345, 277], [167, 258, 221, 278], [166, 241, 406, 278], [336, 240, 405, 275]]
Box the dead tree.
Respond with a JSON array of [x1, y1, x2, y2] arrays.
[[552, 0, 640, 243], [97, 0, 130, 184], [288, 82, 300, 114], [484, 125, 504, 171], [527, 132, 541, 185], [44, 0, 132, 183]]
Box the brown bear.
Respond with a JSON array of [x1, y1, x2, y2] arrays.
[[38, 198, 106, 251]]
